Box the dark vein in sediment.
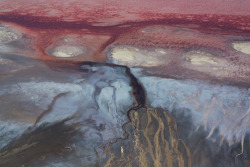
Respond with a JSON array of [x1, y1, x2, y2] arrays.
[[80, 62, 147, 143], [34, 92, 70, 125]]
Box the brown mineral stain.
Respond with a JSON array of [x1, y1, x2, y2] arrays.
[[105, 108, 191, 167]]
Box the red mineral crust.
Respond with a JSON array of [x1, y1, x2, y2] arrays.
[[0, 0, 250, 87]]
